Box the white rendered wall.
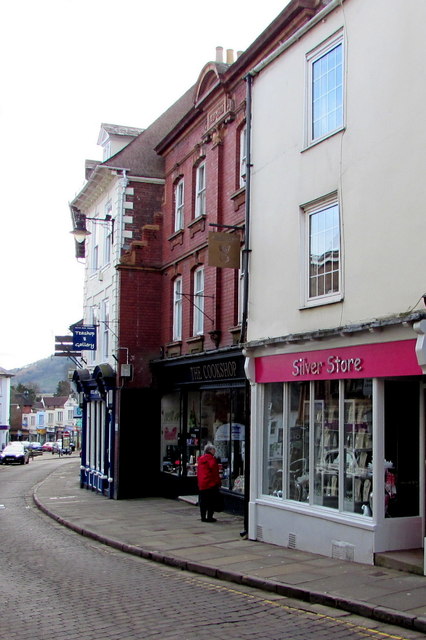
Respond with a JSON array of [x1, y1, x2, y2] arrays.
[[248, 0, 426, 343]]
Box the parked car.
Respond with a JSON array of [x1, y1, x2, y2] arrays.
[[28, 442, 43, 456], [42, 442, 53, 451], [0, 443, 31, 465]]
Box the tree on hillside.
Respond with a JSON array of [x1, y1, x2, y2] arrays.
[[55, 380, 71, 396], [11, 383, 40, 404]]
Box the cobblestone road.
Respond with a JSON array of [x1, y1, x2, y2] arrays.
[[0, 458, 423, 640]]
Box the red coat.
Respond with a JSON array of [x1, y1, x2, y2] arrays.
[[197, 452, 221, 490]]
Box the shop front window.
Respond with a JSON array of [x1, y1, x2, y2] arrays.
[[287, 382, 310, 502], [161, 393, 182, 474], [201, 388, 245, 492], [161, 387, 246, 493], [263, 383, 283, 496], [313, 380, 340, 508], [262, 378, 373, 515], [343, 380, 373, 515]]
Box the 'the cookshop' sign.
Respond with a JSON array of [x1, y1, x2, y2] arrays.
[[190, 360, 238, 382], [255, 340, 422, 383]]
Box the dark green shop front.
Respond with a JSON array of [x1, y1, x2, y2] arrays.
[[152, 349, 249, 515]]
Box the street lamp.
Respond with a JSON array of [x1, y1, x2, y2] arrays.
[[70, 210, 114, 243]]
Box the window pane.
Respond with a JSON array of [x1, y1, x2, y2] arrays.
[[313, 380, 339, 508], [309, 203, 340, 298], [312, 43, 343, 140], [173, 278, 182, 340], [263, 383, 283, 496], [343, 380, 373, 515], [193, 268, 204, 335], [287, 382, 310, 502]]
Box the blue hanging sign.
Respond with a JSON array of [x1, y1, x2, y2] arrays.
[[73, 325, 97, 351]]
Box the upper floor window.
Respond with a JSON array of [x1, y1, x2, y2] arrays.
[[102, 299, 110, 359], [57, 411, 63, 422], [307, 33, 344, 144], [173, 277, 183, 341], [195, 162, 206, 218], [91, 221, 99, 272], [239, 126, 247, 188], [103, 201, 113, 265], [193, 267, 204, 336], [67, 409, 74, 420], [174, 178, 184, 231], [301, 194, 342, 306]]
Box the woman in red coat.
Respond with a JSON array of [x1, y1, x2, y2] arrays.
[[197, 444, 221, 522]]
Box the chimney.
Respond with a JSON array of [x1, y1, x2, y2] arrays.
[[216, 46, 224, 63], [226, 49, 234, 64]]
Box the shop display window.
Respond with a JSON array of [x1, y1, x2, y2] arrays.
[[262, 378, 373, 515], [313, 380, 340, 508], [263, 383, 284, 496], [161, 393, 182, 475], [161, 387, 246, 493], [287, 382, 310, 502]]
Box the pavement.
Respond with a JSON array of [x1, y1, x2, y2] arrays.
[[32, 457, 426, 635]]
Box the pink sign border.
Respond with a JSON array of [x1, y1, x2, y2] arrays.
[[255, 339, 422, 383]]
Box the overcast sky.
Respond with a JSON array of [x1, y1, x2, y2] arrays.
[[0, 0, 288, 371]]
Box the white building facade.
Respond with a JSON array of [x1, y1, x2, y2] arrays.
[[0, 367, 13, 448], [245, 0, 426, 565]]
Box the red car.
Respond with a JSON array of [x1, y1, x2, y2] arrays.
[[42, 442, 54, 451]]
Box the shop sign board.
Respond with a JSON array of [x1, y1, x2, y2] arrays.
[[73, 325, 97, 351], [159, 354, 246, 387], [255, 339, 422, 383]]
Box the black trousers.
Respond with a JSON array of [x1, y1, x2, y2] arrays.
[[198, 486, 219, 521]]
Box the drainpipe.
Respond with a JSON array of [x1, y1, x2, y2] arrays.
[[239, 73, 254, 538], [112, 169, 128, 499], [240, 73, 253, 345]]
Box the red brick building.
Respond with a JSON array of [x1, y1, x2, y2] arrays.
[[151, 1, 321, 513], [71, 1, 323, 507]]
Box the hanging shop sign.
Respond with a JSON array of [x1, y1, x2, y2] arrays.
[[255, 340, 422, 383], [73, 325, 97, 351], [208, 232, 240, 269]]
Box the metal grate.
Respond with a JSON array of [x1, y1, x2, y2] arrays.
[[288, 533, 296, 549]]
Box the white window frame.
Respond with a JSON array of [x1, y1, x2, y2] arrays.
[[174, 178, 184, 231], [91, 220, 99, 272], [195, 162, 206, 218], [193, 267, 204, 336], [102, 299, 110, 359], [306, 31, 344, 146], [173, 277, 183, 341], [300, 193, 342, 308], [239, 126, 247, 188], [103, 201, 113, 265]]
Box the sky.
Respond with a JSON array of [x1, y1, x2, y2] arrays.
[[0, 0, 289, 371]]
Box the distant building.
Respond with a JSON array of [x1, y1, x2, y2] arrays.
[[0, 367, 14, 448]]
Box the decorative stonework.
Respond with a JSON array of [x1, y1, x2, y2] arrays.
[[168, 229, 184, 249], [186, 336, 204, 353], [166, 342, 182, 358], [188, 215, 206, 238]]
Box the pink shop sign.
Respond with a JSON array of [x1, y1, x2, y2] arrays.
[[255, 340, 422, 383]]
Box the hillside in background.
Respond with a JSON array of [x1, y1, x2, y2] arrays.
[[10, 356, 74, 394]]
